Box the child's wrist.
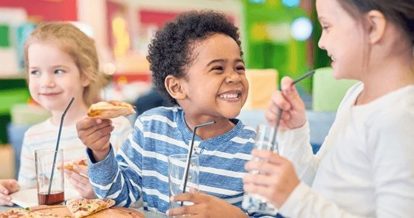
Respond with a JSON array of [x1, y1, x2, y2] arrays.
[[92, 146, 111, 161]]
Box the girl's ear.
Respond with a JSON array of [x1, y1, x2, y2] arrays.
[[164, 75, 186, 101], [366, 10, 386, 44], [81, 76, 90, 87]]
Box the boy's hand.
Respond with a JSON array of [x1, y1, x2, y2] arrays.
[[167, 191, 248, 218], [64, 165, 96, 199], [76, 117, 114, 161], [0, 179, 19, 206], [266, 76, 306, 129], [243, 150, 300, 208]]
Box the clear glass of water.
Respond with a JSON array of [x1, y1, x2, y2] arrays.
[[242, 124, 278, 215], [168, 154, 199, 211]]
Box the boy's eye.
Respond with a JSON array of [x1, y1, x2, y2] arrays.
[[236, 65, 246, 73], [211, 66, 224, 73]]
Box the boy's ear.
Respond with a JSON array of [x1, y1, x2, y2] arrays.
[[164, 75, 186, 101], [366, 10, 386, 44]]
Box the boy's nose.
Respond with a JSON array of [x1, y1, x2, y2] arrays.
[[225, 71, 242, 83]]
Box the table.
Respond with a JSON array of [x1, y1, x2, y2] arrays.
[[0, 205, 167, 218]]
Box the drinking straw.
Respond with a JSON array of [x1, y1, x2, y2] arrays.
[[45, 97, 74, 203], [180, 120, 216, 206], [271, 70, 315, 151]]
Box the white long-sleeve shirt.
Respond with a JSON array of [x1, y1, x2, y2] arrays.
[[277, 83, 414, 218]]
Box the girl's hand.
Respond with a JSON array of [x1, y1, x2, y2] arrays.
[[167, 191, 248, 218], [64, 165, 96, 199], [266, 76, 306, 129], [0, 179, 20, 206], [243, 149, 300, 208], [76, 117, 114, 161]]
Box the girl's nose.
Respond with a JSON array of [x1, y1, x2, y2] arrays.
[[41, 74, 56, 88], [318, 34, 325, 50]]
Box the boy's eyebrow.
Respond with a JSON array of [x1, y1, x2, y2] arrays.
[[206, 58, 244, 66], [206, 59, 225, 67]]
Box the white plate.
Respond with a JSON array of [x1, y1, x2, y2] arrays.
[[10, 188, 79, 208]]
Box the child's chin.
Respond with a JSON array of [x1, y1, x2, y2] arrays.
[[221, 110, 241, 119]]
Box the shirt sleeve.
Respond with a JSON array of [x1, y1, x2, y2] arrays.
[[279, 182, 366, 218], [87, 119, 144, 207], [277, 122, 320, 185]]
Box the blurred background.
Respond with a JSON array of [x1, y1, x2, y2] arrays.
[[0, 0, 355, 179]]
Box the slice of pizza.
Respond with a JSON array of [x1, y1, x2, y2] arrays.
[[87, 100, 135, 119], [66, 198, 115, 218], [0, 208, 30, 218], [63, 159, 88, 173]]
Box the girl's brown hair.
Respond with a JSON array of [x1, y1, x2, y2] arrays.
[[24, 22, 104, 106], [338, 0, 414, 44]]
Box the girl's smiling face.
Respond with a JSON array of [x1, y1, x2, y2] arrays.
[[27, 41, 89, 113]]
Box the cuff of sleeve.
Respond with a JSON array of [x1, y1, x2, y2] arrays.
[[278, 182, 311, 217], [278, 122, 310, 152], [87, 146, 119, 184]]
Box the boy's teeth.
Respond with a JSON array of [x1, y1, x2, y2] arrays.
[[220, 93, 239, 99]]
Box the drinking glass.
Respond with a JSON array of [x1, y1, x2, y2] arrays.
[[35, 148, 65, 205], [168, 154, 199, 211], [242, 124, 278, 215]]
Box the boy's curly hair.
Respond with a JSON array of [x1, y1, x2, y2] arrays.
[[147, 10, 243, 105]]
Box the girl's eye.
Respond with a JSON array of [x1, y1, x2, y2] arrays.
[[30, 70, 40, 76], [321, 25, 330, 31], [54, 69, 65, 75]]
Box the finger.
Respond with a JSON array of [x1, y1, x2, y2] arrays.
[[83, 126, 113, 146], [280, 77, 297, 95], [251, 150, 282, 163], [0, 185, 8, 195], [76, 117, 101, 131], [243, 172, 279, 186], [73, 165, 88, 177], [280, 77, 304, 108], [0, 193, 13, 206], [167, 204, 199, 217], [245, 160, 281, 175], [172, 192, 205, 204], [243, 182, 274, 198]]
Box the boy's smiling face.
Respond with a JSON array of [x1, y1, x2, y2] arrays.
[[175, 33, 248, 122]]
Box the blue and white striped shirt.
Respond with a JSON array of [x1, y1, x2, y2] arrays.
[[88, 106, 258, 215]]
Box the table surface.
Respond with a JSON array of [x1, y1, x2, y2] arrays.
[[0, 205, 167, 218]]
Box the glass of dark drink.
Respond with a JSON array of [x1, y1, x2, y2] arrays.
[[35, 148, 65, 205]]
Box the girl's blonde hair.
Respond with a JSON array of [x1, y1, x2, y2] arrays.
[[24, 22, 104, 106]]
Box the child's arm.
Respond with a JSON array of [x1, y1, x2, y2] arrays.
[[167, 192, 249, 218], [77, 116, 144, 207], [0, 179, 19, 206]]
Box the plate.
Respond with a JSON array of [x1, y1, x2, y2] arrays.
[[10, 188, 79, 208]]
